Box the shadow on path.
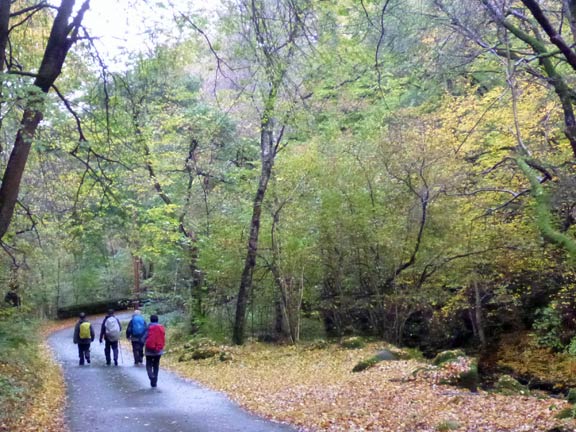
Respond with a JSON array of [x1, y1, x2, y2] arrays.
[[48, 313, 297, 432]]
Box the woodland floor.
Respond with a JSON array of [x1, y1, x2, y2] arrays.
[[164, 342, 576, 432], [5, 320, 576, 431]]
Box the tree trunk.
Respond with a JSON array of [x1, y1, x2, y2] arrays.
[[564, 0, 576, 43], [473, 280, 486, 347], [232, 118, 275, 344], [0, 0, 90, 241], [0, 0, 9, 71], [0, 0, 10, 137], [133, 255, 141, 301]]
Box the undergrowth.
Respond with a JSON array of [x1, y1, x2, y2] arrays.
[[0, 308, 63, 431], [497, 332, 576, 391]]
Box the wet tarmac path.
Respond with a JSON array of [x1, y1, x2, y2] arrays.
[[48, 313, 296, 432]]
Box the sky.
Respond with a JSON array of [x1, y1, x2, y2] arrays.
[[82, 0, 174, 64], [81, 0, 222, 68]]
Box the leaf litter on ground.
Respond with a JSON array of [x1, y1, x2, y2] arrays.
[[164, 341, 576, 432]]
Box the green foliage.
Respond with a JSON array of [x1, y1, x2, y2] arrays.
[[0, 311, 43, 427], [3, 0, 576, 363], [534, 306, 564, 351], [0, 308, 34, 351]]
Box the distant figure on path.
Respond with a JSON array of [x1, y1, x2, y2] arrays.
[[73, 312, 94, 366], [126, 310, 147, 365], [144, 314, 165, 387], [100, 309, 122, 366]]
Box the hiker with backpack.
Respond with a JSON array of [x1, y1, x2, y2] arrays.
[[73, 312, 94, 366], [126, 310, 147, 365], [144, 314, 165, 387], [99, 309, 122, 366]]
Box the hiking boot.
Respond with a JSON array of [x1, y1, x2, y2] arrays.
[[86, 358, 90, 364], [114, 361, 118, 366]]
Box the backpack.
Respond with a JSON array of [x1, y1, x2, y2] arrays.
[[145, 324, 165, 352], [131, 315, 146, 337], [79, 322, 91, 339], [104, 317, 120, 341]]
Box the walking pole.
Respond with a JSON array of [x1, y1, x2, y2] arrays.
[[119, 341, 124, 365]]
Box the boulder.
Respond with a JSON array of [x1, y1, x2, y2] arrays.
[[494, 375, 528, 395], [432, 349, 466, 366], [352, 349, 399, 372]]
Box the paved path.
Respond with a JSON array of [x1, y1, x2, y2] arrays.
[[48, 313, 296, 432]]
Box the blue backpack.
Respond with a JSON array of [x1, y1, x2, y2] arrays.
[[131, 315, 146, 337]]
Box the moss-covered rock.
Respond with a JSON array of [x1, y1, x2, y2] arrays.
[[555, 406, 576, 420], [456, 360, 479, 392], [567, 388, 576, 404], [436, 420, 460, 431], [433, 349, 466, 366], [219, 351, 234, 362], [305, 339, 330, 350], [352, 349, 400, 372], [434, 354, 479, 392], [177, 337, 232, 362], [352, 356, 380, 372], [341, 337, 366, 349], [494, 375, 528, 395], [374, 349, 398, 361]]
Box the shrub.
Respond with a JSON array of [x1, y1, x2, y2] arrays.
[[533, 306, 564, 351]]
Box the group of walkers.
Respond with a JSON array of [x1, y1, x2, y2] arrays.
[[72, 309, 166, 388]]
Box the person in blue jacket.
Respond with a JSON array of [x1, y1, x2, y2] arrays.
[[126, 310, 147, 365]]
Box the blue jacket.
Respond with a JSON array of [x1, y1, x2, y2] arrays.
[[126, 315, 147, 342]]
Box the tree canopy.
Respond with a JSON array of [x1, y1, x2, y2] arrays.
[[0, 0, 575, 356]]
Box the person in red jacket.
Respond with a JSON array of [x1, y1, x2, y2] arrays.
[[144, 314, 165, 388]]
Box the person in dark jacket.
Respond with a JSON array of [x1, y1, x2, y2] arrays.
[[126, 310, 147, 365], [73, 312, 95, 366], [144, 314, 165, 387], [99, 309, 122, 366]]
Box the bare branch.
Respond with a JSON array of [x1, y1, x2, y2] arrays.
[[51, 83, 86, 142], [521, 0, 576, 72]]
